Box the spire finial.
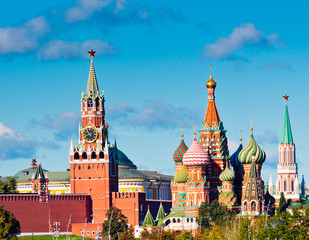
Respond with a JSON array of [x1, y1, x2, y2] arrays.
[[180, 124, 184, 139], [283, 94, 289, 105], [225, 155, 229, 168], [210, 64, 212, 77], [88, 49, 96, 58], [193, 122, 196, 138], [250, 118, 253, 134], [240, 130, 243, 144]]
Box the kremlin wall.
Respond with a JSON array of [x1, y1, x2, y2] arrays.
[[0, 50, 306, 238]]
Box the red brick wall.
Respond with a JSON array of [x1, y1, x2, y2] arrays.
[[72, 223, 103, 239], [0, 194, 91, 233], [112, 192, 146, 227]]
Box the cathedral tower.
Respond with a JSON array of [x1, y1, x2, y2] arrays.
[[70, 49, 118, 223], [275, 95, 300, 201], [199, 67, 229, 200]]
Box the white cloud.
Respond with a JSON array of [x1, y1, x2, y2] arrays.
[[37, 39, 117, 60], [65, 0, 112, 23], [203, 23, 284, 59], [0, 122, 36, 160], [107, 100, 201, 129], [0, 17, 50, 54], [31, 111, 80, 141]]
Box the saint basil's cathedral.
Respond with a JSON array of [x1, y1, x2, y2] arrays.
[[0, 50, 306, 238]]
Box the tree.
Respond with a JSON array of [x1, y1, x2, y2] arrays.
[[278, 192, 286, 213], [119, 226, 135, 240], [0, 178, 17, 194], [102, 207, 128, 240], [197, 200, 234, 232], [0, 205, 20, 240], [176, 231, 192, 240]]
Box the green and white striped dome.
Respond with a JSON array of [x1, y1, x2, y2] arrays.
[[238, 133, 266, 164], [219, 164, 235, 182]]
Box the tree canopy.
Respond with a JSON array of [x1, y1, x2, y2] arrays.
[[102, 207, 129, 240], [197, 200, 234, 232], [0, 205, 20, 240], [0, 178, 17, 194]]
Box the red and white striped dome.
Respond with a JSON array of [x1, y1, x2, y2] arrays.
[[183, 135, 210, 166]]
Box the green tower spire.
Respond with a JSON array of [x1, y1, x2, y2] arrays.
[[156, 202, 166, 221], [86, 49, 99, 98], [143, 206, 154, 227], [281, 94, 293, 144]]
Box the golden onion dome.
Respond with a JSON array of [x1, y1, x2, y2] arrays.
[[206, 75, 217, 89]]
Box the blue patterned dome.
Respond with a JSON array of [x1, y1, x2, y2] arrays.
[[230, 143, 243, 169]]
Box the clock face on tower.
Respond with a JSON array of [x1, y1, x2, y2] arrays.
[[82, 126, 98, 143]]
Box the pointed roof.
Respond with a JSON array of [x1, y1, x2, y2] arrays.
[[33, 162, 46, 180], [86, 50, 99, 98], [202, 69, 222, 130], [281, 103, 293, 144], [143, 206, 154, 227], [156, 202, 166, 221], [248, 156, 258, 179]]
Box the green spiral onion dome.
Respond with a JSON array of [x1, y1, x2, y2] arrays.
[[219, 164, 235, 182], [173, 138, 188, 163], [238, 133, 266, 164], [174, 165, 189, 183]]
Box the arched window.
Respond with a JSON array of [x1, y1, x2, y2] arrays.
[[82, 152, 87, 160], [291, 180, 294, 192], [284, 181, 287, 192], [244, 201, 248, 211], [88, 98, 93, 107], [88, 165, 91, 170], [251, 201, 256, 211], [99, 151, 104, 159], [91, 152, 96, 160], [74, 152, 80, 160]]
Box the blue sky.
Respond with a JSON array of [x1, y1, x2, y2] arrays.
[[0, 0, 308, 184]]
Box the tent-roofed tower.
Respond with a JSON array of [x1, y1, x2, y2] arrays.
[[275, 95, 302, 201], [241, 156, 265, 216], [199, 66, 229, 200], [69, 49, 118, 223]]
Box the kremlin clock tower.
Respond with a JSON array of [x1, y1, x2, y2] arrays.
[[69, 49, 118, 223]]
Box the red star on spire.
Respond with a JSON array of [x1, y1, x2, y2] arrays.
[[88, 49, 96, 57], [283, 94, 289, 101]]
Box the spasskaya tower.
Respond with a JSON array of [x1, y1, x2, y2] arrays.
[[69, 49, 118, 223]]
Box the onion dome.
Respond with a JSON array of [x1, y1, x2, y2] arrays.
[[206, 70, 217, 89], [219, 159, 235, 182], [230, 136, 243, 169], [173, 135, 188, 163], [238, 131, 266, 164], [183, 133, 210, 166], [174, 165, 189, 183]]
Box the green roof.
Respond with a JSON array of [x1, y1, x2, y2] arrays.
[[16, 171, 70, 183], [86, 57, 100, 98], [143, 208, 154, 227], [156, 202, 166, 221], [165, 211, 185, 218], [281, 104, 293, 144]]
